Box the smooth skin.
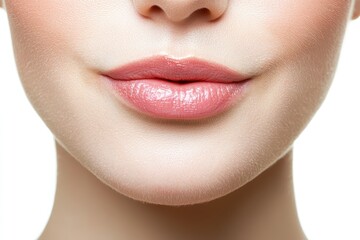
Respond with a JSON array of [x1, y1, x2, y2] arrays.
[[1, 1, 360, 239]]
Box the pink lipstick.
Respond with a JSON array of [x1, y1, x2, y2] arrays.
[[101, 55, 251, 120]]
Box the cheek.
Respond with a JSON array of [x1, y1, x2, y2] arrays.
[[4, 1, 95, 107], [241, 1, 352, 162], [266, 0, 351, 58], [257, 0, 352, 111], [5, 1, 73, 80], [5, 1, 83, 53], [4, 1, 92, 136]]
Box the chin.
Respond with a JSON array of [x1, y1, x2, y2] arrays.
[[107, 175, 240, 206], [83, 149, 269, 206]]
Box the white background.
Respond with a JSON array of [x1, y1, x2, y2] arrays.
[[1, 9, 359, 240]]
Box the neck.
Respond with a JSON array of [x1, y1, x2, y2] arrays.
[[39, 141, 306, 240]]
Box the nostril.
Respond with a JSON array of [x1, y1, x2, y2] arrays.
[[138, 5, 162, 18], [196, 8, 223, 22], [147, 5, 212, 23], [197, 8, 211, 16], [185, 8, 213, 22], [150, 5, 162, 13], [145, 5, 169, 19]]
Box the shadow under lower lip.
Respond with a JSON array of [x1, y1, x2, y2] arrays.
[[105, 78, 249, 120]]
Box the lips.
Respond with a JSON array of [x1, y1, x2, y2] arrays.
[[101, 55, 251, 120]]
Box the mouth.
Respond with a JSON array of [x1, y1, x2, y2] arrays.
[[101, 55, 251, 83], [101, 55, 252, 120]]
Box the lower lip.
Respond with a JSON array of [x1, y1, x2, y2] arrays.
[[103, 77, 250, 120]]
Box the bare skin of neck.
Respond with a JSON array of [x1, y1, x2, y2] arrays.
[[39, 142, 307, 240]]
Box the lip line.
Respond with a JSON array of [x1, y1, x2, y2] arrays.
[[101, 55, 251, 83]]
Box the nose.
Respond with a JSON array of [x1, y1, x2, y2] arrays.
[[132, 0, 229, 23]]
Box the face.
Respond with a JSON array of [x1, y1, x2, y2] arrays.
[[1, 0, 359, 206]]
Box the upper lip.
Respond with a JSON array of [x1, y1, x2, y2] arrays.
[[101, 55, 250, 83]]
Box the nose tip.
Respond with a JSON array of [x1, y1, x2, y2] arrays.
[[132, 0, 229, 23]]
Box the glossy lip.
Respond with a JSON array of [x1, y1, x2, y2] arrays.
[[101, 55, 252, 120]]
